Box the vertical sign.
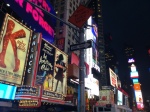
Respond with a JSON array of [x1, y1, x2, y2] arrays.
[[24, 33, 42, 86], [0, 14, 32, 85], [109, 68, 118, 88]]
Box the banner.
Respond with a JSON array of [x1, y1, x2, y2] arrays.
[[0, 14, 32, 85]]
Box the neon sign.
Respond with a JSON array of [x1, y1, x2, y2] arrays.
[[5, 0, 56, 42]]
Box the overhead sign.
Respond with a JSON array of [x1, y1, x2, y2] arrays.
[[70, 40, 92, 51], [68, 5, 94, 28]]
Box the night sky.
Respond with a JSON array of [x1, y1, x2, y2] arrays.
[[102, 0, 150, 99]]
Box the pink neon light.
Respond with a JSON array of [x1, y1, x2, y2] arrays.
[[15, 0, 54, 37]]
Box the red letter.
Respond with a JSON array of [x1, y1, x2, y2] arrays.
[[32, 9, 39, 21], [26, 3, 33, 13], [15, 0, 24, 8]]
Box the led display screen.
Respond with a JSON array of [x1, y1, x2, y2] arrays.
[[131, 64, 136, 72], [117, 90, 123, 105], [130, 71, 139, 78], [0, 83, 17, 100], [133, 79, 139, 84]]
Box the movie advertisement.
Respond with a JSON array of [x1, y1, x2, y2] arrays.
[[53, 49, 68, 94], [0, 14, 32, 85], [36, 39, 55, 91]]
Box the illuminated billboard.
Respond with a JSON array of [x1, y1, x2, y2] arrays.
[[36, 39, 68, 96], [0, 83, 17, 100], [0, 14, 32, 85], [133, 79, 139, 84], [128, 58, 135, 63], [131, 64, 136, 72], [130, 71, 139, 78], [5, 0, 56, 42], [117, 90, 123, 105], [135, 90, 143, 103], [109, 68, 118, 88], [134, 83, 141, 90]]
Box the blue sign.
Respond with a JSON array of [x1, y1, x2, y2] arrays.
[[4, 0, 56, 42], [0, 83, 17, 100]]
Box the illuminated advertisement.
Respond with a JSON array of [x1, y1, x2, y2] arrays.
[[91, 78, 99, 96], [36, 39, 68, 96], [53, 48, 68, 94], [131, 64, 136, 72], [135, 90, 143, 103], [133, 79, 139, 84], [0, 83, 17, 100], [109, 68, 118, 88], [5, 0, 56, 42], [128, 58, 135, 63], [85, 16, 100, 75], [0, 14, 32, 85], [130, 71, 139, 78], [117, 90, 123, 105], [98, 90, 114, 106]]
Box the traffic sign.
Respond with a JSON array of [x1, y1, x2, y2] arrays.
[[70, 40, 92, 51], [68, 5, 94, 28]]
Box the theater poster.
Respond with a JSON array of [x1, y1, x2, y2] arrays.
[[53, 49, 68, 94], [0, 14, 32, 85], [36, 39, 55, 91]]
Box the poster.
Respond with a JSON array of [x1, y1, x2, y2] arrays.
[[53, 49, 68, 94], [0, 14, 32, 85], [36, 39, 68, 95], [36, 39, 55, 91], [99, 90, 113, 106]]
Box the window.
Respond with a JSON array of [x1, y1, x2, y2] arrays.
[[68, 39, 70, 45], [60, 13, 64, 19]]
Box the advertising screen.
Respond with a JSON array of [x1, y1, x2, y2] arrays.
[[131, 64, 136, 72], [135, 90, 143, 103], [0, 83, 17, 100], [36, 39, 68, 95], [0, 14, 32, 85], [133, 79, 139, 84], [91, 78, 99, 96], [109, 68, 118, 88], [117, 90, 123, 105], [5, 0, 56, 43], [130, 71, 139, 78]]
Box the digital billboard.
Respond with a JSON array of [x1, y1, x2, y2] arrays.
[[0, 83, 17, 100], [0, 14, 32, 85], [131, 64, 136, 72], [133, 79, 139, 84], [117, 90, 123, 105], [135, 90, 143, 103], [130, 71, 139, 78], [5, 0, 56, 43], [109, 68, 118, 88]]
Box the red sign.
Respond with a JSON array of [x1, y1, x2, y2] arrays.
[[68, 5, 94, 28]]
